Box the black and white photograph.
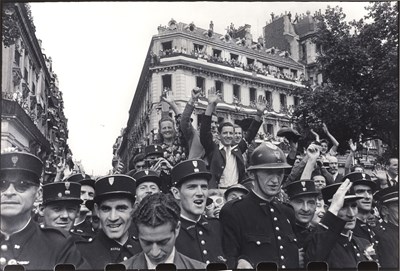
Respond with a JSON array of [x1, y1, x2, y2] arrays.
[[1, 1, 398, 270]]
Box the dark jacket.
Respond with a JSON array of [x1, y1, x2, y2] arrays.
[[123, 250, 206, 269], [200, 115, 262, 188], [0, 220, 89, 270], [305, 211, 377, 269], [373, 220, 399, 269], [175, 215, 225, 264], [219, 191, 300, 269], [76, 229, 141, 269]]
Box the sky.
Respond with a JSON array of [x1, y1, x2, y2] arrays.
[[28, 1, 371, 176]]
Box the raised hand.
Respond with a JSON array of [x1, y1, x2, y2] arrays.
[[348, 139, 357, 152], [307, 142, 321, 161], [161, 89, 175, 105], [191, 87, 202, 100], [322, 122, 329, 134], [207, 86, 223, 104], [254, 95, 267, 115], [328, 179, 352, 215]]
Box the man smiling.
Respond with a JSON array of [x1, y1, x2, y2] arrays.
[[40, 181, 82, 231], [76, 174, 141, 269], [123, 193, 205, 269]]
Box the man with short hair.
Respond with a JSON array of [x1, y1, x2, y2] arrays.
[[200, 88, 265, 189], [220, 143, 300, 269], [373, 157, 398, 189], [233, 124, 243, 145], [327, 156, 343, 182], [76, 174, 141, 268], [170, 159, 225, 264], [40, 181, 82, 231], [305, 180, 379, 268], [123, 193, 206, 269], [0, 152, 88, 270]]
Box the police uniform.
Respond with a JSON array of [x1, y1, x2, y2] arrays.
[[305, 183, 379, 269], [0, 152, 89, 270], [220, 143, 299, 269], [75, 174, 141, 269], [372, 185, 399, 269], [284, 180, 320, 250], [171, 159, 225, 264]]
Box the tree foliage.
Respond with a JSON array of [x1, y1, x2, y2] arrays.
[[292, 2, 399, 156], [2, 3, 20, 47]]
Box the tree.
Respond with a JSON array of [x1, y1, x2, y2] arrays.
[[291, 2, 398, 156]]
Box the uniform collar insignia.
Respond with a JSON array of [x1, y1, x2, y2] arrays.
[[109, 177, 114, 185], [11, 156, 18, 167]]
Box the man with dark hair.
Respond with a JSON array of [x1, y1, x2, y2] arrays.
[[130, 170, 161, 204], [40, 181, 82, 231], [76, 174, 141, 269], [200, 87, 265, 189], [0, 152, 88, 270], [123, 193, 206, 269], [373, 157, 398, 189], [233, 124, 243, 145], [219, 143, 299, 269], [170, 159, 225, 264]]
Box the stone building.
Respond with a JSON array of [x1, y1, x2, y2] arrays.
[[263, 10, 323, 86], [116, 19, 305, 170], [2, 3, 73, 182]]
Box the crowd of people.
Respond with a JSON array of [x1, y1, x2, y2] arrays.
[[1, 87, 398, 270]]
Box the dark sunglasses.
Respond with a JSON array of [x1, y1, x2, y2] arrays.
[[0, 180, 38, 193]]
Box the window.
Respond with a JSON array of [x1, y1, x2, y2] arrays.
[[247, 58, 255, 65], [32, 83, 36, 95], [194, 43, 204, 52], [233, 84, 241, 100], [265, 91, 272, 105], [14, 50, 20, 66], [291, 69, 298, 78], [294, 96, 300, 107], [24, 68, 28, 82], [215, 81, 223, 98], [212, 49, 221, 58], [280, 94, 287, 108], [250, 88, 257, 103], [196, 76, 205, 90], [162, 41, 172, 51], [266, 124, 274, 135], [230, 53, 239, 61], [162, 74, 172, 91], [301, 43, 307, 61]]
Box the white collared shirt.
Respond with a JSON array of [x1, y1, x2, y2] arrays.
[[144, 247, 176, 269], [219, 144, 239, 188]]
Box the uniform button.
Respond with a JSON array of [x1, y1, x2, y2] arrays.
[[375, 241, 379, 244], [273, 217, 277, 221], [206, 261, 210, 264], [256, 241, 261, 245], [203, 250, 207, 255], [293, 238, 297, 242], [353, 246, 357, 249], [201, 240, 206, 245], [88, 238, 93, 242], [0, 257, 6, 265], [270, 208, 274, 212], [277, 236, 282, 240], [123, 257, 128, 261], [282, 265, 286, 269], [280, 246, 283, 250], [357, 253, 360, 257], [275, 227, 280, 231], [14, 245, 20, 249], [199, 231, 203, 235], [281, 256, 285, 260], [382, 228, 386, 230], [367, 229, 371, 231], [8, 259, 17, 265], [1, 245, 7, 251]]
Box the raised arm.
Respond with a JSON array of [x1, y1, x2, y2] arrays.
[[239, 95, 264, 152], [200, 87, 222, 154], [322, 123, 339, 154], [300, 143, 320, 180], [180, 88, 201, 141]]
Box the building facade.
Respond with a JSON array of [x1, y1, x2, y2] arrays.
[[263, 10, 322, 86], [116, 19, 306, 171], [2, 3, 72, 182]]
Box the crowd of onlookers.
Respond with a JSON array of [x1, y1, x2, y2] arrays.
[[1, 87, 398, 270]]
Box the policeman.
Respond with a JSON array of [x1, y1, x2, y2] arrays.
[[305, 180, 379, 268], [373, 185, 399, 269], [0, 152, 88, 270], [223, 183, 249, 202], [219, 142, 299, 269], [144, 144, 173, 193], [40, 181, 82, 231], [170, 159, 225, 264], [76, 174, 142, 268], [130, 169, 161, 204], [66, 173, 96, 239], [343, 172, 380, 256]]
